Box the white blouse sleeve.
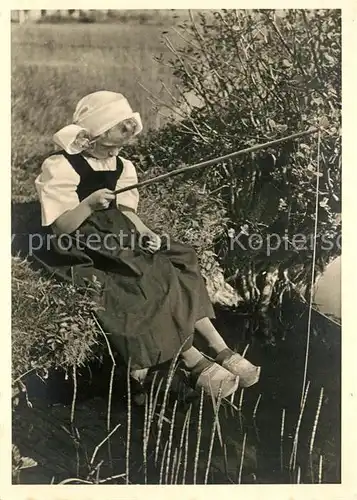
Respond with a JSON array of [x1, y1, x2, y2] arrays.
[[115, 158, 139, 212], [35, 154, 80, 226]]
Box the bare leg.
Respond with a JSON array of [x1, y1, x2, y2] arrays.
[[194, 317, 233, 357]]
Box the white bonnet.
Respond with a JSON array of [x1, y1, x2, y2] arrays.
[[53, 91, 143, 154]]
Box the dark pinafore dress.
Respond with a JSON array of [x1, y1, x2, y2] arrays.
[[34, 152, 215, 370]]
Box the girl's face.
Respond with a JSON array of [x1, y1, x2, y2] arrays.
[[85, 118, 137, 159]]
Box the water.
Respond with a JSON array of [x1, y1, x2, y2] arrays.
[[210, 302, 340, 484], [13, 300, 340, 484]]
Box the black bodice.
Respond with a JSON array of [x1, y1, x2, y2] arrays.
[[58, 151, 124, 202]]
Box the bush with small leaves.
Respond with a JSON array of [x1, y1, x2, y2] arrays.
[[129, 9, 341, 328]]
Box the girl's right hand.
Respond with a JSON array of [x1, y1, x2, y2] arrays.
[[84, 189, 116, 211]]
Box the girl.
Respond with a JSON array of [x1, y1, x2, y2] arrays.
[[35, 90, 260, 399]]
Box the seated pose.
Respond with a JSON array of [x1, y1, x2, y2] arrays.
[[34, 90, 260, 398]]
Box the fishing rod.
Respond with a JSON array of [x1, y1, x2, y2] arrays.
[[113, 126, 321, 195]]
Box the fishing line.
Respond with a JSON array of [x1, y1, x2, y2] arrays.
[[300, 129, 322, 408]]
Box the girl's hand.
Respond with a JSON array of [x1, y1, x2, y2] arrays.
[[140, 230, 162, 253], [84, 189, 116, 211]]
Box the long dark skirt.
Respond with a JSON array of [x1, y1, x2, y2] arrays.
[[33, 208, 215, 369]]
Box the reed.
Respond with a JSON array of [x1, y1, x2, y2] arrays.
[[58, 424, 81, 479], [193, 387, 204, 484], [237, 432, 247, 484], [92, 313, 116, 469], [60, 466, 127, 485], [237, 387, 245, 432], [154, 341, 188, 464], [92, 313, 116, 433], [175, 403, 192, 484], [143, 392, 149, 484], [106, 364, 115, 470], [242, 344, 250, 357], [204, 387, 223, 484], [68, 370, 81, 480], [170, 447, 178, 484], [125, 358, 132, 485], [222, 398, 239, 412], [98, 473, 126, 484], [318, 455, 323, 483], [165, 400, 178, 484], [182, 404, 192, 484], [145, 374, 164, 455], [70, 364, 77, 425], [89, 423, 121, 467], [253, 393, 262, 418], [280, 408, 286, 472], [58, 478, 93, 485], [150, 376, 164, 431], [95, 460, 103, 484], [159, 441, 169, 485], [289, 381, 310, 472], [73, 426, 81, 479], [208, 384, 224, 448], [86, 457, 102, 483], [106, 364, 116, 423], [223, 443, 229, 481], [238, 388, 245, 412], [174, 449, 183, 484], [296, 465, 301, 484], [148, 371, 159, 431], [309, 387, 324, 455], [229, 391, 235, 417]]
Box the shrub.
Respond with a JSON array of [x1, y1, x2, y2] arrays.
[[129, 9, 341, 328]]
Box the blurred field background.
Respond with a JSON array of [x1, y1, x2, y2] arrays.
[[11, 15, 184, 201]]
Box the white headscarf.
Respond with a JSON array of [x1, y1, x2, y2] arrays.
[[53, 91, 143, 154]]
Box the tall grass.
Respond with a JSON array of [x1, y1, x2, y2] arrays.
[[14, 345, 327, 485], [193, 387, 204, 483], [280, 408, 286, 472], [125, 358, 132, 484]]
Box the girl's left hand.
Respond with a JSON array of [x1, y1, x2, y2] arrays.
[[140, 230, 162, 253]]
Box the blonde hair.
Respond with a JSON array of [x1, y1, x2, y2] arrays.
[[101, 117, 138, 141]]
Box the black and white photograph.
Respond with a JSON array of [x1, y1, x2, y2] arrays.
[[5, 5, 351, 493]]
